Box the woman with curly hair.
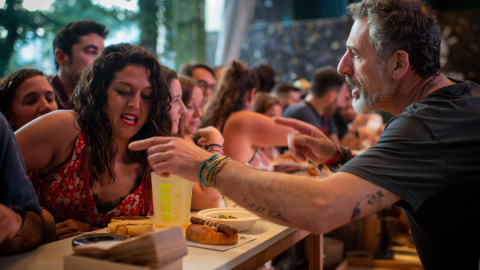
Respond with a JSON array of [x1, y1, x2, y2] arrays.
[[200, 60, 293, 170], [15, 43, 172, 239]]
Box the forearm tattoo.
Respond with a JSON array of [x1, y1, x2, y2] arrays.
[[351, 202, 361, 221], [367, 190, 384, 211], [242, 198, 289, 223], [350, 190, 385, 221]]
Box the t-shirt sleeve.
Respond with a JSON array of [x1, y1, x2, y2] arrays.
[[0, 114, 42, 214], [284, 106, 318, 126], [339, 114, 447, 212]]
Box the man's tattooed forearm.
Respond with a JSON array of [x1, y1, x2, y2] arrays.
[[366, 190, 384, 211], [351, 202, 361, 221], [351, 190, 385, 221], [267, 210, 289, 222], [242, 198, 289, 223]]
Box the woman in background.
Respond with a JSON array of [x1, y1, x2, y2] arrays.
[[161, 66, 186, 135], [163, 69, 223, 210], [177, 75, 223, 209], [253, 92, 283, 118], [200, 60, 294, 171], [0, 68, 58, 130], [253, 92, 283, 161]]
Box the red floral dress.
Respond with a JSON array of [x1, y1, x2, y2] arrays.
[[31, 133, 153, 228]]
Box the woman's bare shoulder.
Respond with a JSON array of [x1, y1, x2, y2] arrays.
[[227, 111, 267, 126], [229, 110, 260, 119], [15, 110, 80, 140], [14, 110, 82, 173]]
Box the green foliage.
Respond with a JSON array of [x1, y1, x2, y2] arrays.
[[162, 0, 205, 70], [138, 0, 159, 54], [159, 0, 174, 63], [48, 0, 136, 33], [0, 0, 57, 76]]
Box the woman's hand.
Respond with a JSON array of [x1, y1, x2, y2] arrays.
[[56, 219, 93, 240], [273, 117, 337, 164], [196, 126, 224, 147]]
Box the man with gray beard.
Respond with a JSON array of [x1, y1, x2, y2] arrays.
[[129, 0, 480, 269]]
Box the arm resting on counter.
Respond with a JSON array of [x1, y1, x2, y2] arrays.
[[0, 205, 44, 255]]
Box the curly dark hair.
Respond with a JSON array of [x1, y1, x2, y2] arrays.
[[347, 0, 441, 78], [200, 60, 258, 130], [160, 65, 177, 88], [72, 43, 172, 184]]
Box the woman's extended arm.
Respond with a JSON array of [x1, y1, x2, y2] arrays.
[[222, 111, 295, 163]]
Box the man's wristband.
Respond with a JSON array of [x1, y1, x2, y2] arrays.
[[326, 145, 356, 172], [324, 144, 342, 166], [316, 145, 356, 173]]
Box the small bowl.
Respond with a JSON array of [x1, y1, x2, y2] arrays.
[[196, 207, 260, 232], [72, 233, 128, 247]]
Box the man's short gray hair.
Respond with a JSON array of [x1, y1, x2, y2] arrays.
[[347, 0, 441, 78]]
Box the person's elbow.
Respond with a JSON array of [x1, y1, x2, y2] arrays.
[[295, 199, 344, 235], [0, 211, 44, 255]]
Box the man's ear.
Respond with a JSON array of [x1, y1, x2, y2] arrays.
[[248, 87, 256, 102], [388, 50, 409, 80], [327, 90, 337, 103], [54, 49, 69, 67]]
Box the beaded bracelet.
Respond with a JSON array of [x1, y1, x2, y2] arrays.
[[204, 155, 228, 186], [206, 156, 230, 188], [198, 154, 220, 187]]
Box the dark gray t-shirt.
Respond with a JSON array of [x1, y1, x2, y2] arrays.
[[340, 80, 480, 270]]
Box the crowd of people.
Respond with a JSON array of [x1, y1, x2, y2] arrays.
[[1, 0, 479, 269]]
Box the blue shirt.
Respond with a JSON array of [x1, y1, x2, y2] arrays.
[[0, 113, 42, 213]]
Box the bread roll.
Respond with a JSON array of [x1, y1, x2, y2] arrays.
[[108, 216, 153, 236], [186, 224, 238, 245]]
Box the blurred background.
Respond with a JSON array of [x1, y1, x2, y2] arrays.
[[1, 0, 479, 83]]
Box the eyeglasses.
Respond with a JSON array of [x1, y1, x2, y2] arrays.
[[197, 80, 216, 92]]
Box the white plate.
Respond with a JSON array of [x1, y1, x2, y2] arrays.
[[196, 207, 260, 232]]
